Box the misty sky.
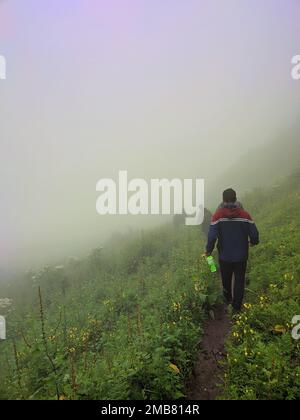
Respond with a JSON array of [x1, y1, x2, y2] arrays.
[[0, 0, 299, 271]]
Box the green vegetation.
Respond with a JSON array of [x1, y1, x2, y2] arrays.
[[0, 171, 299, 400], [0, 225, 218, 400], [221, 171, 300, 400]]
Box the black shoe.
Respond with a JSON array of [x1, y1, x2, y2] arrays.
[[223, 297, 232, 305], [232, 306, 242, 314], [223, 290, 232, 305]]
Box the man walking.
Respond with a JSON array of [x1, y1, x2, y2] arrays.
[[205, 189, 259, 312]]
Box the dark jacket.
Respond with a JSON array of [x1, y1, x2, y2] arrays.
[[206, 202, 259, 262]]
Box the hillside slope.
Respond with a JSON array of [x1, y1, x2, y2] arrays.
[[0, 224, 219, 400], [0, 171, 299, 400], [206, 132, 300, 207], [221, 170, 300, 400]]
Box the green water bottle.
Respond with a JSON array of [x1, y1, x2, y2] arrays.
[[207, 256, 217, 273]]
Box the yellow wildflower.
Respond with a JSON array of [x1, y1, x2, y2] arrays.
[[273, 325, 286, 334], [169, 363, 180, 374]]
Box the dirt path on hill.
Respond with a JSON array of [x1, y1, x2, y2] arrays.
[[186, 305, 231, 400]]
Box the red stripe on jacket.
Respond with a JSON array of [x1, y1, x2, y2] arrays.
[[211, 207, 253, 223]]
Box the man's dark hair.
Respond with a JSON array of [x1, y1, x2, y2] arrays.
[[223, 188, 237, 203]]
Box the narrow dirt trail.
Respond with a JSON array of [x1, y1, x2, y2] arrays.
[[186, 305, 231, 400]]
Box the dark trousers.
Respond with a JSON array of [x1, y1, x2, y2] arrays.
[[219, 260, 247, 310]]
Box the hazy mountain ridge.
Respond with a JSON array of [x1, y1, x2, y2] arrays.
[[206, 130, 300, 207]]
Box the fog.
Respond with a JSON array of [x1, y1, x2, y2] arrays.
[[0, 0, 299, 273]]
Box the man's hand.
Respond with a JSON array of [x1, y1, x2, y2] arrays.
[[203, 252, 211, 257]]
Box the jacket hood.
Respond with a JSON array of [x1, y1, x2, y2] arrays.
[[218, 201, 243, 209], [223, 207, 244, 219], [217, 202, 245, 219]]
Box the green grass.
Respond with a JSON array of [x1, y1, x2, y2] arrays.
[[220, 170, 300, 400], [1, 170, 299, 400], [0, 224, 219, 400]]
